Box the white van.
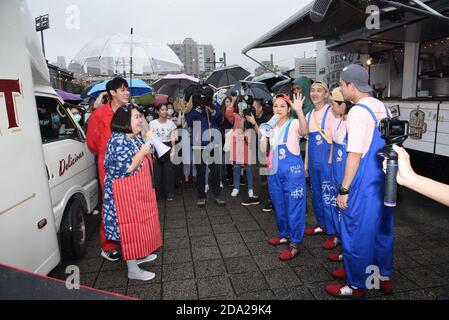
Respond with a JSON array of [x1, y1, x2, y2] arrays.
[[0, 0, 98, 275]]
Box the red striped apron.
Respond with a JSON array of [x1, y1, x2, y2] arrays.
[[112, 156, 162, 260]]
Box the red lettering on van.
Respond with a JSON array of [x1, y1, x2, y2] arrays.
[[59, 151, 84, 176], [0, 79, 21, 129]]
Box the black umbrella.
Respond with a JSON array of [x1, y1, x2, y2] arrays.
[[206, 65, 250, 88], [225, 81, 273, 102], [270, 78, 293, 94], [80, 81, 103, 98], [252, 72, 288, 90], [151, 74, 199, 98]]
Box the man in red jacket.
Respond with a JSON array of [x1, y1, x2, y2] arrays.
[[86, 77, 130, 261]]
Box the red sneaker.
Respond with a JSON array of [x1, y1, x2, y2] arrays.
[[331, 267, 346, 279], [325, 284, 365, 299], [380, 279, 393, 295], [267, 236, 290, 246], [279, 247, 300, 261], [304, 226, 326, 236], [322, 237, 337, 250], [327, 252, 343, 262]]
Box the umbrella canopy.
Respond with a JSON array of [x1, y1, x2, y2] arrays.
[[133, 92, 155, 106], [55, 89, 82, 102], [152, 94, 169, 106], [252, 72, 287, 90], [271, 78, 293, 94], [72, 33, 183, 76], [206, 65, 250, 88], [225, 81, 273, 102], [87, 78, 154, 98], [151, 74, 199, 98], [80, 81, 103, 98]]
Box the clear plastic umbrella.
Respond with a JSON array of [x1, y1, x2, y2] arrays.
[[71, 33, 183, 76]]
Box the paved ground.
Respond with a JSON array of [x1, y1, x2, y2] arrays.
[[49, 180, 449, 300]]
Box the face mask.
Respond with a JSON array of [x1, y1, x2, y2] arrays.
[[52, 114, 60, 124], [74, 114, 82, 123], [168, 109, 174, 116]]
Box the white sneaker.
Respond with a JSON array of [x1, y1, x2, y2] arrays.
[[231, 189, 239, 197], [220, 182, 224, 188], [128, 268, 155, 281], [137, 254, 157, 265], [205, 184, 209, 192], [248, 189, 254, 198]]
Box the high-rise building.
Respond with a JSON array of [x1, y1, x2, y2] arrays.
[[169, 38, 215, 76], [56, 56, 67, 69], [295, 57, 316, 80]]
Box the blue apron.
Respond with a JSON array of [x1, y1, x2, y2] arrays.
[[268, 120, 307, 244], [341, 103, 394, 289], [307, 106, 335, 234], [329, 119, 348, 241]]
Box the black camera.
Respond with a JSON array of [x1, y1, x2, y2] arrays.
[[378, 117, 409, 207]]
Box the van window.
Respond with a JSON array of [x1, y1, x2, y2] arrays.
[[36, 96, 82, 143]]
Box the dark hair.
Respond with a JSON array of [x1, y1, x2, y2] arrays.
[[110, 103, 138, 133], [220, 96, 233, 124], [253, 98, 264, 107], [106, 77, 129, 99], [156, 103, 168, 111], [334, 99, 354, 115]]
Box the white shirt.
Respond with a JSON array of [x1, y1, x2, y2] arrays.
[[150, 119, 177, 143]]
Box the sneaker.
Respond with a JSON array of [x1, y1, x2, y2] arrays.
[[167, 194, 175, 201], [267, 236, 290, 246], [262, 202, 273, 212], [137, 254, 157, 265], [197, 198, 206, 207], [279, 246, 300, 261], [128, 268, 156, 281], [304, 226, 326, 236], [379, 279, 393, 295], [214, 196, 226, 207], [248, 189, 254, 198], [220, 181, 224, 188], [101, 249, 121, 262], [327, 252, 343, 262], [331, 266, 346, 280], [205, 184, 209, 192], [322, 236, 338, 250], [241, 197, 260, 206], [325, 284, 365, 299], [231, 188, 239, 197]]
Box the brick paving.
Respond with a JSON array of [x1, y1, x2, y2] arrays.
[[49, 181, 449, 300]]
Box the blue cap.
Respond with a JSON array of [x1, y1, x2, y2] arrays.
[[340, 64, 372, 93]]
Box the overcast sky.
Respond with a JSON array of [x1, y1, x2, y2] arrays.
[[27, 0, 317, 74]]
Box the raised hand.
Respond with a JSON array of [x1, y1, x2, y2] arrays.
[[291, 93, 305, 114]]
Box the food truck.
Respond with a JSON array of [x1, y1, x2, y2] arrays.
[[243, 0, 449, 183]]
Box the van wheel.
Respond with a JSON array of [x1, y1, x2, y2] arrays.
[[60, 198, 87, 260]]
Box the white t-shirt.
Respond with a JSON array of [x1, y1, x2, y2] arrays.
[[150, 119, 177, 142], [347, 97, 389, 157]]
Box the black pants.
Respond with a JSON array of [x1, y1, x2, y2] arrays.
[[194, 148, 221, 199], [154, 147, 175, 199]]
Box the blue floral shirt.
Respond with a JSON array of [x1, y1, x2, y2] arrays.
[[103, 132, 144, 241]]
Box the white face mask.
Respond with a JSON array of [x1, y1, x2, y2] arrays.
[[167, 109, 174, 116], [74, 114, 82, 123]]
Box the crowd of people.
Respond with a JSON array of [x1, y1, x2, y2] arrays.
[[83, 64, 449, 298]]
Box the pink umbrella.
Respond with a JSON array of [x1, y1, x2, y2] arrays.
[[152, 94, 168, 106]]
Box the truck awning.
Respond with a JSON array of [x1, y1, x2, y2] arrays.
[[242, 0, 449, 54]]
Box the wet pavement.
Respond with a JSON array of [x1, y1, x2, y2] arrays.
[[49, 180, 449, 300]]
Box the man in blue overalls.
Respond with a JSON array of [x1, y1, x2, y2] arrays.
[[325, 64, 394, 298], [304, 82, 339, 251]]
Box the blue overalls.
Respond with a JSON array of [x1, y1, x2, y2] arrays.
[[329, 119, 348, 241], [341, 103, 394, 289], [268, 120, 307, 244], [307, 106, 335, 235]]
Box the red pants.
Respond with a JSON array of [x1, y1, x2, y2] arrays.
[[99, 166, 118, 251]]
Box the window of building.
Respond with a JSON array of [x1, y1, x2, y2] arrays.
[[418, 37, 449, 97]]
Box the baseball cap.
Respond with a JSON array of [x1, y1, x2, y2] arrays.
[[329, 87, 345, 102], [311, 81, 329, 92], [340, 64, 372, 93]]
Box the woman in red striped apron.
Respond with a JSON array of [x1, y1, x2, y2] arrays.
[[103, 104, 162, 281]]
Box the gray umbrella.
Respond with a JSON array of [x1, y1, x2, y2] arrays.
[[206, 65, 250, 88]]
